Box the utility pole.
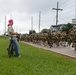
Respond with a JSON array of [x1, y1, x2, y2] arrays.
[[52, 2, 63, 26], [39, 11, 41, 33], [5, 15, 6, 34], [75, 0, 76, 18], [31, 16, 33, 30], [5, 15, 6, 39]]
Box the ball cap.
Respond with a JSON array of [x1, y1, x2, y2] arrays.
[[8, 19, 13, 25]]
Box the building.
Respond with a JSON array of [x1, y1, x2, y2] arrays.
[[50, 24, 66, 32], [72, 18, 76, 24], [50, 24, 76, 32]]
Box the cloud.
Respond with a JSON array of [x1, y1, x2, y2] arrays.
[[10, 0, 58, 14], [0, 0, 75, 34]]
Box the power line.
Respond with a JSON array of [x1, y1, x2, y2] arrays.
[[58, 0, 75, 19], [59, 0, 74, 8], [50, 15, 56, 25], [62, 2, 75, 9], [60, 8, 75, 15], [58, 16, 69, 23], [60, 14, 75, 19]]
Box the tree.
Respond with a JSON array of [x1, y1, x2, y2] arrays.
[[41, 29, 50, 33], [29, 30, 36, 35], [62, 23, 73, 34]]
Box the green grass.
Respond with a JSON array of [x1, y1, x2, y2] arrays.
[[0, 37, 76, 75]]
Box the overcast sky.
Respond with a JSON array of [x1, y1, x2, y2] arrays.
[[0, 0, 75, 34]]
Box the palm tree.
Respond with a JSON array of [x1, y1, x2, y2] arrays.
[[62, 23, 73, 34]]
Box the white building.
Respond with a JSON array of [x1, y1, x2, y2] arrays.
[[50, 24, 76, 32], [72, 18, 76, 24], [50, 24, 66, 32]]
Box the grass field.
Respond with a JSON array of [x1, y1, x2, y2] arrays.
[[0, 37, 76, 75]]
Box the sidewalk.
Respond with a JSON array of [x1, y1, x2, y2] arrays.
[[22, 41, 76, 59]]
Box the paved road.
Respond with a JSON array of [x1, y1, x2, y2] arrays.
[[22, 41, 76, 59]]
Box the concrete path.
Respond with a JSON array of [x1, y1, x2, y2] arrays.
[[22, 41, 76, 59]]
